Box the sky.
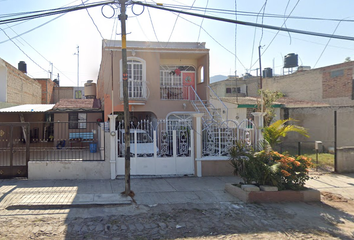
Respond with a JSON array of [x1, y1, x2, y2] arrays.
[[1, 0, 354, 87]]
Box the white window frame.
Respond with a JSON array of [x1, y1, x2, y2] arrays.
[[120, 57, 146, 99]]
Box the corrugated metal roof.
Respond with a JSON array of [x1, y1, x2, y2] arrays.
[[0, 104, 55, 112]]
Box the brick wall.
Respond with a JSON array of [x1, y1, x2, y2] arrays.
[[5, 61, 41, 104], [33, 78, 57, 104], [52, 87, 74, 103], [322, 63, 353, 99], [262, 69, 323, 102]]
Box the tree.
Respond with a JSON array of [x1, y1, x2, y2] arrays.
[[262, 118, 309, 149], [345, 57, 351, 62], [255, 90, 284, 126]]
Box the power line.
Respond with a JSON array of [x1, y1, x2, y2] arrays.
[[144, 0, 160, 44], [250, 0, 301, 69], [0, 27, 48, 73], [169, 11, 247, 70], [313, 19, 344, 68], [197, 0, 209, 42], [140, 2, 354, 24], [133, 2, 354, 41], [249, 4, 265, 72], [259, 0, 267, 46], [81, 0, 105, 39], [0, 1, 115, 25]]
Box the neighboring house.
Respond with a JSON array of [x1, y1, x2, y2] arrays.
[[97, 40, 210, 123], [32, 78, 58, 104], [0, 58, 41, 104], [210, 75, 259, 98], [53, 86, 86, 103], [262, 61, 354, 106]]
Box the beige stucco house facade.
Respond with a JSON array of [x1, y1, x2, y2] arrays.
[[97, 40, 210, 122]]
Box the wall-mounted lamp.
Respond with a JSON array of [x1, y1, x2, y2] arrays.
[[182, 103, 187, 110], [132, 49, 136, 56]]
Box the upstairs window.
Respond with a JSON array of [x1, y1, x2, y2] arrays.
[[75, 90, 82, 99]]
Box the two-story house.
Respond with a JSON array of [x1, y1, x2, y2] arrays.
[[97, 40, 209, 123]]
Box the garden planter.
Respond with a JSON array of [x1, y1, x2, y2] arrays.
[[225, 183, 321, 203]]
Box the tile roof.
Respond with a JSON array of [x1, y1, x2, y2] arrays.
[[217, 97, 329, 108], [53, 99, 101, 111]]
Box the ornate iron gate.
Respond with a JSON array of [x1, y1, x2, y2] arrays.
[[0, 123, 30, 178]]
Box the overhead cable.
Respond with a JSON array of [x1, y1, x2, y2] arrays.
[[133, 1, 354, 42]]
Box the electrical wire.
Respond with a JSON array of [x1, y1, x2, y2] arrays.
[[313, 19, 345, 68], [165, 0, 196, 47], [0, 1, 115, 25], [0, 27, 48, 73], [249, 4, 265, 73], [81, 0, 105, 39], [144, 0, 160, 43], [250, 0, 301, 69], [197, 0, 208, 42], [139, 2, 354, 24], [259, 0, 267, 46], [283, 0, 292, 44], [169, 11, 247, 70]]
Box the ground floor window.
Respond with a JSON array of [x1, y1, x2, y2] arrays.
[[69, 113, 87, 129]]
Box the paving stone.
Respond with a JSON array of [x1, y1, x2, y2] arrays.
[[158, 222, 166, 229], [128, 224, 136, 231], [95, 223, 104, 232], [260, 185, 278, 191], [120, 224, 127, 230], [241, 184, 260, 192], [135, 223, 144, 231]]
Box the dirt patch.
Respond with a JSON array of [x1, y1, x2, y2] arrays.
[[322, 192, 349, 202]]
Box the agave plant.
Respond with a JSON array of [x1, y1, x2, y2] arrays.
[[262, 118, 309, 149]]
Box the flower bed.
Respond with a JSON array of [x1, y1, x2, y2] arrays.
[[225, 183, 320, 203]]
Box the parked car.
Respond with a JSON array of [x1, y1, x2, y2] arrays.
[[118, 129, 158, 156]]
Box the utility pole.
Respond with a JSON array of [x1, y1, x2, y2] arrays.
[[258, 45, 262, 90], [258, 45, 264, 126], [119, 0, 131, 195], [74, 46, 79, 87], [49, 62, 53, 80]]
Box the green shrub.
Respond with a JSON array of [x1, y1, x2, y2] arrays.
[[230, 144, 313, 190]]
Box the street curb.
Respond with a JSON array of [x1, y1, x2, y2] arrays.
[[6, 201, 132, 210]]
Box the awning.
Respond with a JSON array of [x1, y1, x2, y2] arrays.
[[0, 104, 55, 112]]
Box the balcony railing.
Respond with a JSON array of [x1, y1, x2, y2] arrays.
[[120, 80, 149, 101], [160, 86, 195, 100]]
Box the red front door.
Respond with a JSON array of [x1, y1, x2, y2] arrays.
[[182, 72, 195, 100]]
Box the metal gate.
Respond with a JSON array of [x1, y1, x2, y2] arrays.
[[0, 123, 30, 178]]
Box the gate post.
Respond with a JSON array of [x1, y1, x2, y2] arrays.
[[109, 115, 118, 179], [193, 113, 204, 177], [252, 112, 266, 151]]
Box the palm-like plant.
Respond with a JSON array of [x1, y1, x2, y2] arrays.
[[262, 118, 309, 149]]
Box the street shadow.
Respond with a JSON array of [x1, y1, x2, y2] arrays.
[[1, 177, 354, 239]]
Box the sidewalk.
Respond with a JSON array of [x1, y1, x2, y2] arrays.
[[1, 173, 354, 210], [0, 176, 238, 210], [306, 172, 354, 200]]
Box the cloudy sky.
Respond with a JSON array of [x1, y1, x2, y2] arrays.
[[1, 0, 354, 86]]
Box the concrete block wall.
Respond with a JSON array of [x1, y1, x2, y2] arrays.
[[5, 61, 41, 104], [262, 69, 323, 102]]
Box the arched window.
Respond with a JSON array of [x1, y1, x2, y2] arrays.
[[198, 66, 204, 83], [120, 57, 146, 99]]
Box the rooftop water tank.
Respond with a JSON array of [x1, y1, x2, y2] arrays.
[[263, 68, 273, 78], [84, 80, 96, 99], [18, 61, 27, 73], [284, 53, 298, 68]]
